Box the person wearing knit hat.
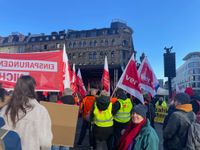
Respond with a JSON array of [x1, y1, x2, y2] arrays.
[[185, 87, 194, 97], [163, 93, 196, 150], [118, 104, 159, 150]]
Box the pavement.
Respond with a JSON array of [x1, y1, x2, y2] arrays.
[[69, 119, 164, 150]]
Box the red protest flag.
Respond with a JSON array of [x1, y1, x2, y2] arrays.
[[63, 44, 72, 89], [70, 64, 78, 94], [77, 68, 87, 97], [101, 56, 110, 95], [116, 54, 144, 103], [138, 57, 159, 97]]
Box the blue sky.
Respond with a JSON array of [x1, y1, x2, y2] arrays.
[[0, 0, 200, 80]]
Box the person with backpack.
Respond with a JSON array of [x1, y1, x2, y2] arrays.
[[190, 95, 200, 123], [163, 93, 196, 150]]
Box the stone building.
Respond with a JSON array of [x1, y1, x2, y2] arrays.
[[0, 21, 135, 90]]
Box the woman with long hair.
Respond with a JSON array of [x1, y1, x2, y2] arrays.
[[0, 75, 52, 150]]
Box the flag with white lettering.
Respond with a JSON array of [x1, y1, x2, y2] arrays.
[[116, 54, 144, 103], [138, 57, 159, 96], [102, 56, 110, 95]]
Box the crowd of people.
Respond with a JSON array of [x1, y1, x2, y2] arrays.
[[0, 75, 200, 150]]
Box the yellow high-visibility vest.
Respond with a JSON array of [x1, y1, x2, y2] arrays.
[[114, 98, 133, 123], [94, 102, 113, 127]]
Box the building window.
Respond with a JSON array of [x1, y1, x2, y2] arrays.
[[79, 41, 82, 47], [78, 52, 82, 58], [31, 38, 35, 42], [39, 38, 43, 41], [94, 40, 97, 46], [46, 37, 49, 40], [89, 52, 93, 59], [111, 39, 115, 45], [44, 44, 48, 50], [69, 42, 72, 48], [105, 40, 108, 46], [93, 52, 97, 59], [111, 51, 115, 58], [83, 41, 86, 47], [73, 42, 76, 48], [122, 40, 128, 46], [100, 40, 104, 46], [72, 53, 76, 59], [60, 35, 64, 39], [123, 51, 126, 59], [68, 53, 71, 60], [89, 41, 93, 47], [52, 36, 56, 40], [100, 51, 104, 59], [56, 43, 60, 49]]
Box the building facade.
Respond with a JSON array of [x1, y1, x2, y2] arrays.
[[0, 21, 135, 89], [172, 52, 200, 95]]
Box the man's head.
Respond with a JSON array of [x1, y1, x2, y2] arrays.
[[174, 93, 191, 105], [90, 88, 98, 96], [63, 88, 73, 96]]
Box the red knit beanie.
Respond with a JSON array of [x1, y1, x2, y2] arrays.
[[184, 87, 194, 96]]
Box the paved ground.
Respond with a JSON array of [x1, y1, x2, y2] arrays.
[[70, 119, 164, 150]]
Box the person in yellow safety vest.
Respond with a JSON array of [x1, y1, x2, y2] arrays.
[[112, 88, 133, 149], [155, 97, 168, 123], [90, 91, 113, 150]]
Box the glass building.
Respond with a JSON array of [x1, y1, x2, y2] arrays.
[[172, 52, 200, 95]]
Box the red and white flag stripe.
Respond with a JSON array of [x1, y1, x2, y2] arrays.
[[117, 54, 144, 103]]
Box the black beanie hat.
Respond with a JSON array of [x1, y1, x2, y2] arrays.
[[132, 104, 147, 118]]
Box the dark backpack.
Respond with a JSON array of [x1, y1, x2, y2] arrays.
[[196, 101, 200, 124], [186, 122, 200, 150]]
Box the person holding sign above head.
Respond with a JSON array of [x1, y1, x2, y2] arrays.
[[0, 75, 53, 150]]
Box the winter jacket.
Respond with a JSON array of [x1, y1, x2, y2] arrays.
[[0, 99, 53, 150], [163, 104, 196, 150], [131, 119, 159, 150]]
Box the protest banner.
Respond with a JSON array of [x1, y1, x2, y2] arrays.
[[0, 51, 63, 91], [41, 101, 79, 147]]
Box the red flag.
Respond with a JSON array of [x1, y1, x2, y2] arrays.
[[138, 57, 159, 96], [117, 54, 144, 103], [102, 56, 110, 95], [63, 44, 72, 89], [70, 64, 78, 94], [77, 68, 87, 97]]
